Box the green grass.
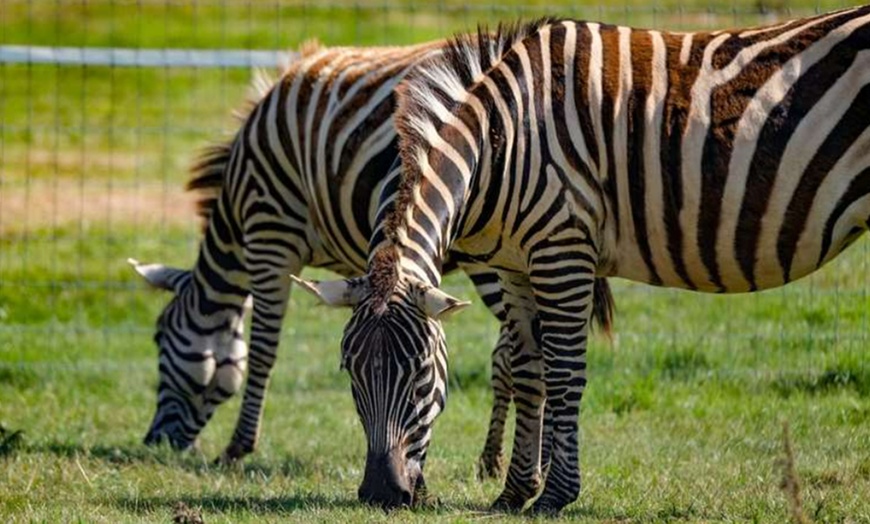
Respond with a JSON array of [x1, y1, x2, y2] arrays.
[[3, 1, 870, 521], [2, 223, 870, 521]]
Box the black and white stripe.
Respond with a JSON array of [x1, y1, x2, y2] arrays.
[[131, 39, 613, 469], [311, 6, 870, 514]]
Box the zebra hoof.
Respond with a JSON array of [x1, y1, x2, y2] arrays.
[[412, 475, 439, 508], [489, 493, 526, 513], [213, 453, 236, 467], [528, 494, 568, 516], [215, 441, 253, 466]]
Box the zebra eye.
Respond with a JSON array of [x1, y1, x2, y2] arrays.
[[411, 387, 423, 404]]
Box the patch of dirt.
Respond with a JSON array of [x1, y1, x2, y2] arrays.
[[0, 179, 197, 235], [19, 148, 142, 173]]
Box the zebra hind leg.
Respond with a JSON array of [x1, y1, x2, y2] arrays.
[[462, 263, 512, 481], [489, 276, 545, 512], [477, 323, 512, 480]]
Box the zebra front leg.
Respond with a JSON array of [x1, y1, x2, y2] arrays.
[[490, 276, 545, 512], [478, 323, 512, 480], [219, 249, 305, 464], [528, 249, 596, 515]]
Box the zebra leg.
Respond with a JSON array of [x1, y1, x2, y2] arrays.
[[540, 277, 612, 479], [490, 274, 545, 512], [218, 236, 309, 464], [478, 324, 512, 480], [463, 264, 512, 481], [527, 246, 596, 515]]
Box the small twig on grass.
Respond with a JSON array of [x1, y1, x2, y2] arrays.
[[779, 421, 811, 524]]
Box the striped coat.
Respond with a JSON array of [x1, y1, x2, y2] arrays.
[[130, 39, 612, 473], [299, 6, 870, 513]]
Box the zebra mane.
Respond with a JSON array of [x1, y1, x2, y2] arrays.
[[387, 18, 559, 248], [185, 68, 278, 231], [394, 18, 558, 140]]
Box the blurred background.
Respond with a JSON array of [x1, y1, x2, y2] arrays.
[[1, 0, 867, 394]]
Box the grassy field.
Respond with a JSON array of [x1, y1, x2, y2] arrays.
[[2, 1, 870, 522]]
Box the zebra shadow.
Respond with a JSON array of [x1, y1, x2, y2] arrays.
[[113, 493, 493, 518], [25, 440, 171, 464], [112, 493, 360, 516], [25, 439, 313, 478], [25, 440, 526, 516]]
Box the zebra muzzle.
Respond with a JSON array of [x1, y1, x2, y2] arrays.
[[358, 450, 416, 509]]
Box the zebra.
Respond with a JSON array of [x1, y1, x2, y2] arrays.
[[126, 39, 615, 469], [295, 6, 870, 513]]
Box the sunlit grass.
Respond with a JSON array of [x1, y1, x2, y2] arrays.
[[2, 224, 870, 521]]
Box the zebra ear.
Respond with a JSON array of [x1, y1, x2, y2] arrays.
[[421, 286, 471, 320], [290, 275, 363, 307], [127, 258, 189, 293], [242, 294, 254, 312]]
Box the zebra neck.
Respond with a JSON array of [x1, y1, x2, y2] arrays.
[[384, 91, 492, 287], [367, 238, 444, 291]]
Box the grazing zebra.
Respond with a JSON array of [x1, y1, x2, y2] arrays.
[[296, 6, 870, 513], [127, 39, 615, 468]]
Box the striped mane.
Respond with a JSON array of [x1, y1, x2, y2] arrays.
[[387, 19, 559, 248]]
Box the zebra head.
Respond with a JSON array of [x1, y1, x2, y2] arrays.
[[293, 273, 469, 508], [129, 259, 250, 451]]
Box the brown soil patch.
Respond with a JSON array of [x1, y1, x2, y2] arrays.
[[0, 179, 197, 235], [16, 148, 143, 174]]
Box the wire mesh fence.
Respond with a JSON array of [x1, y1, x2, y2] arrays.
[[1, 0, 868, 387]]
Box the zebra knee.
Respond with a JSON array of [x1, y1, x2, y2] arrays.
[[213, 359, 246, 400]]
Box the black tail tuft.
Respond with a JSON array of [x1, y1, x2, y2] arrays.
[[185, 143, 234, 233], [591, 277, 615, 339]]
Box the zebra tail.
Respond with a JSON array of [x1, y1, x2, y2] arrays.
[[592, 277, 615, 339], [185, 143, 234, 232]]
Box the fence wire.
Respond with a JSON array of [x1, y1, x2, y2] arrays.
[[0, 0, 867, 386]]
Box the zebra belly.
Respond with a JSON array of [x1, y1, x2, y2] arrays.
[[610, 170, 870, 294], [614, 84, 870, 292]]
